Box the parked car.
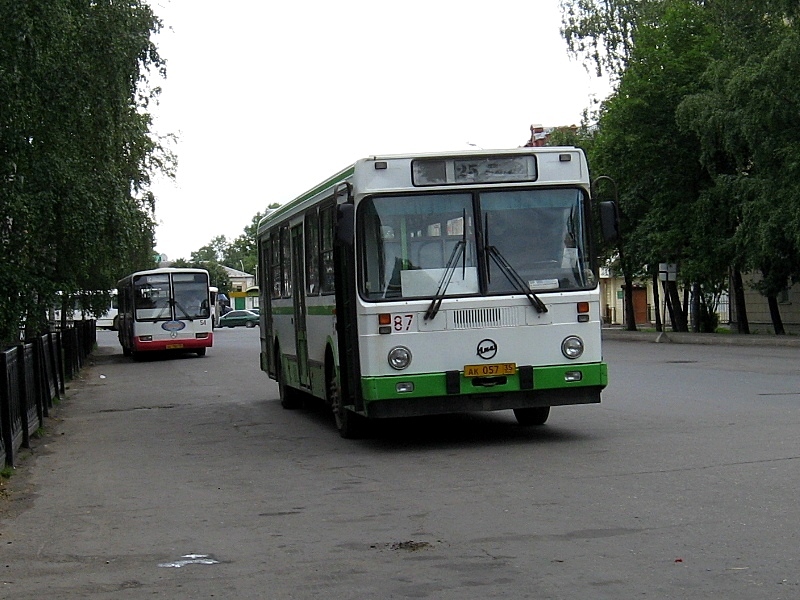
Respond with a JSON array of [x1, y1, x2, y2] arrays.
[[219, 309, 259, 328]]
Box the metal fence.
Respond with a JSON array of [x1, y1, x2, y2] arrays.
[[0, 321, 96, 468]]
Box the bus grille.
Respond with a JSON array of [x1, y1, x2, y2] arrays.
[[452, 307, 517, 329]]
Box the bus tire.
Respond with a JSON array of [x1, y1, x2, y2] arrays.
[[328, 363, 365, 439], [514, 406, 550, 426], [196, 348, 206, 357], [122, 345, 131, 357], [277, 353, 302, 409]]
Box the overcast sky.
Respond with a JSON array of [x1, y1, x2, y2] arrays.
[[147, 0, 610, 261]]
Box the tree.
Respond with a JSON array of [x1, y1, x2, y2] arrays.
[[559, 0, 664, 79], [584, 1, 721, 331], [224, 212, 265, 275], [171, 258, 231, 295], [678, 0, 800, 334], [191, 235, 228, 264], [0, 0, 170, 345]]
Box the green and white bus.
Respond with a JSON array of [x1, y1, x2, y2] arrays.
[[257, 147, 618, 437]]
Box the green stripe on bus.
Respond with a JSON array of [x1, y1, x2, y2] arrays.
[[360, 363, 608, 401], [270, 304, 335, 316], [307, 305, 336, 316]]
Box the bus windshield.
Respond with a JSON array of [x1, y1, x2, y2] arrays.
[[173, 273, 211, 320], [133, 272, 210, 321], [360, 193, 478, 300], [359, 188, 594, 301], [134, 274, 172, 320]]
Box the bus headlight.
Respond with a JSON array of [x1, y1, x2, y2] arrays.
[[388, 346, 412, 370], [561, 336, 584, 359]]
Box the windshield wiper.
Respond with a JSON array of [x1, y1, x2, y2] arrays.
[[424, 210, 468, 321], [172, 298, 194, 321], [483, 215, 548, 313], [424, 239, 465, 321]]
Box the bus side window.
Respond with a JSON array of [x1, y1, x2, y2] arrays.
[[280, 226, 292, 298], [320, 204, 335, 294], [305, 209, 320, 295], [270, 233, 281, 299]]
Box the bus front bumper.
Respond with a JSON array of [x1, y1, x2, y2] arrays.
[[134, 333, 213, 352], [359, 362, 607, 419]]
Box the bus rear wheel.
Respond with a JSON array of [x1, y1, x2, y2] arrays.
[[514, 406, 550, 426], [277, 353, 302, 409]]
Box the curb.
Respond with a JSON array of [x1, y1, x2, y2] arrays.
[[601, 329, 800, 347]]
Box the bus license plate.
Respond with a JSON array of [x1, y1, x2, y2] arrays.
[[166, 343, 184, 349], [464, 363, 516, 377]]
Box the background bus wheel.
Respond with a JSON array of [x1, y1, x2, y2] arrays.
[[514, 406, 550, 426], [328, 369, 364, 439], [277, 356, 302, 409], [196, 348, 206, 357]]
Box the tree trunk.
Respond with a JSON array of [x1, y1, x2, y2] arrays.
[[767, 295, 785, 335], [663, 280, 676, 330], [666, 281, 688, 332], [691, 283, 701, 333], [730, 267, 750, 334], [683, 286, 691, 331], [623, 275, 637, 331], [652, 271, 662, 332]]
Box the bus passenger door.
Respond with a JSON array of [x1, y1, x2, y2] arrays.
[[291, 225, 310, 390]]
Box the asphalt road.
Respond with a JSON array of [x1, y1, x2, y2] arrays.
[[1, 328, 799, 599]]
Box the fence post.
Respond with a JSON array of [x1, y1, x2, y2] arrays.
[[18, 342, 43, 447], [0, 348, 23, 467], [0, 352, 9, 467]]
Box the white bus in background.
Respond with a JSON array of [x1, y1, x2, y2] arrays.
[[257, 147, 619, 437], [96, 290, 119, 329], [53, 290, 120, 330], [117, 268, 213, 358], [208, 286, 219, 329]]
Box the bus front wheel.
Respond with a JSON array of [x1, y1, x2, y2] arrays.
[[514, 406, 550, 426], [328, 366, 365, 439]]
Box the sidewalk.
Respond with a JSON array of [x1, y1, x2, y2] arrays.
[[602, 326, 800, 347]]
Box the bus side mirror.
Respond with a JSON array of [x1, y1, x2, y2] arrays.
[[599, 201, 620, 243], [336, 203, 355, 247]]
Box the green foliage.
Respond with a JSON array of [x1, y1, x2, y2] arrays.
[[545, 122, 596, 151], [563, 0, 800, 332], [590, 0, 719, 292], [191, 235, 228, 264], [180, 207, 277, 284], [0, 0, 170, 346], [559, 0, 663, 79], [223, 212, 265, 275], [678, 1, 800, 306], [171, 257, 231, 295]]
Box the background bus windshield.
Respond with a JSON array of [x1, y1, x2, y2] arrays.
[[134, 273, 210, 321]]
